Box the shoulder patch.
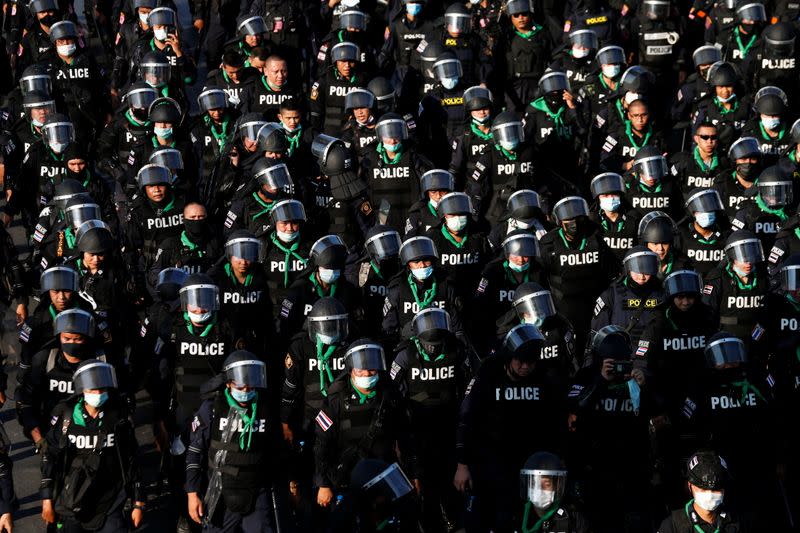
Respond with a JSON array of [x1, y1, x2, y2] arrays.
[[730, 217, 745, 230], [382, 296, 392, 316], [635, 340, 649, 357], [315, 410, 333, 431], [702, 284, 714, 295], [593, 296, 605, 316], [280, 299, 293, 318], [360, 200, 373, 216], [224, 211, 237, 228], [751, 323, 765, 341], [476, 277, 488, 294], [768, 246, 785, 264], [310, 82, 320, 101], [568, 383, 585, 397], [390, 360, 402, 380]]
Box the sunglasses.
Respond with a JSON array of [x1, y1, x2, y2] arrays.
[[697, 134, 718, 141]]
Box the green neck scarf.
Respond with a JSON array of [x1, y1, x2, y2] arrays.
[[440, 224, 468, 248], [521, 501, 559, 533], [470, 121, 493, 140], [713, 96, 739, 114], [412, 336, 445, 362], [49, 304, 58, 322], [625, 120, 652, 149], [495, 143, 518, 161], [316, 337, 337, 396], [270, 233, 306, 287], [351, 378, 376, 404], [370, 260, 384, 280], [72, 401, 97, 427], [758, 121, 785, 141], [224, 388, 258, 451], [64, 226, 76, 249], [285, 126, 303, 156], [693, 146, 718, 172], [514, 24, 542, 39], [407, 273, 437, 309], [184, 311, 216, 336], [734, 26, 757, 58], [377, 142, 403, 164], [729, 378, 766, 405], [125, 109, 150, 127], [310, 272, 337, 297], [180, 230, 203, 254], [251, 191, 276, 220], [725, 263, 756, 290], [206, 115, 230, 149], [225, 262, 252, 287], [755, 194, 787, 220], [531, 97, 569, 138]]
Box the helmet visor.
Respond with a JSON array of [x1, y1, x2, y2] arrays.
[[705, 337, 747, 367], [66, 203, 101, 229], [41, 267, 79, 292], [445, 12, 471, 33], [634, 155, 667, 181], [724, 238, 764, 263], [539, 71, 570, 94], [569, 29, 598, 49], [362, 463, 414, 502], [74, 362, 118, 392], [376, 118, 409, 141], [519, 469, 567, 505], [141, 62, 171, 87], [240, 120, 268, 141], [737, 3, 767, 21], [759, 181, 793, 207], [149, 148, 183, 171], [127, 87, 158, 111], [346, 343, 386, 370], [180, 284, 220, 311], [596, 45, 625, 65], [238, 15, 267, 35], [420, 170, 455, 193], [514, 291, 556, 323], [225, 359, 268, 388], [664, 270, 702, 296], [624, 250, 660, 276], [226, 238, 262, 262], [553, 196, 589, 222], [255, 163, 292, 189], [54, 309, 95, 337], [308, 314, 350, 343], [198, 89, 228, 112], [43, 122, 75, 145], [366, 230, 402, 261], [686, 189, 724, 213], [781, 265, 800, 291], [491, 122, 524, 145], [502, 234, 540, 258], [270, 199, 306, 223], [20, 74, 52, 96], [590, 172, 625, 197], [345, 89, 375, 110], [340, 10, 368, 31]]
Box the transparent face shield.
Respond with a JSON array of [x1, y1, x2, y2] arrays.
[[240, 120, 268, 142], [664, 270, 702, 296], [225, 238, 262, 262], [553, 196, 589, 222], [596, 45, 625, 66], [73, 361, 118, 392], [705, 337, 747, 368], [65, 203, 101, 230], [308, 313, 350, 344], [24, 99, 56, 124], [412, 308, 451, 343], [224, 359, 268, 388], [237, 15, 267, 36], [366, 231, 402, 261], [20, 74, 52, 96], [197, 89, 228, 112], [137, 164, 172, 188], [520, 469, 568, 509], [148, 7, 177, 27], [624, 250, 660, 276], [41, 267, 79, 292], [331, 42, 360, 62], [758, 181, 793, 207], [376, 119, 409, 141], [736, 3, 767, 22], [463, 86, 493, 107], [43, 122, 75, 149], [686, 189, 724, 213], [180, 284, 220, 312], [644, 0, 670, 19], [345, 89, 375, 111], [569, 29, 598, 50], [502, 235, 540, 259], [361, 463, 414, 502], [433, 58, 463, 81], [127, 87, 158, 112], [75, 220, 110, 244], [692, 45, 722, 69], [255, 163, 292, 190], [445, 12, 471, 33], [437, 192, 472, 217], [157, 267, 189, 297], [724, 238, 764, 263], [54, 309, 95, 337], [340, 10, 368, 31], [781, 265, 799, 291], [141, 62, 171, 87], [399, 237, 438, 264], [539, 71, 570, 94], [590, 172, 625, 198], [346, 343, 386, 370], [420, 170, 455, 194], [728, 136, 760, 160], [507, 189, 541, 220], [270, 200, 307, 224], [514, 291, 556, 324], [311, 134, 344, 163], [149, 149, 183, 172], [491, 122, 524, 145], [634, 155, 667, 182]]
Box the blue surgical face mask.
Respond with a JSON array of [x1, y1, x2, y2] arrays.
[[384, 141, 402, 153], [717, 93, 736, 103], [276, 229, 298, 243], [441, 77, 458, 90], [154, 126, 173, 139], [602, 64, 621, 78], [84, 391, 108, 408], [472, 115, 491, 125], [190, 310, 213, 324], [411, 265, 433, 281], [761, 116, 781, 131], [406, 3, 422, 15], [499, 140, 519, 151], [318, 268, 341, 284], [695, 211, 716, 228], [732, 264, 750, 277], [508, 261, 530, 272], [32, 118, 44, 127], [353, 374, 379, 389], [599, 195, 621, 212], [230, 388, 257, 402]]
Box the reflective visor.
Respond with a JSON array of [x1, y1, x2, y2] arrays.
[[180, 284, 220, 311], [225, 238, 262, 262], [346, 343, 386, 370], [224, 359, 267, 388], [74, 361, 118, 392], [366, 230, 402, 261], [724, 238, 764, 263]]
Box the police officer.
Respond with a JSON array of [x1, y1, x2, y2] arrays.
[[487, 188, 551, 251], [313, 340, 419, 507], [657, 450, 742, 533], [549, 29, 599, 90], [717, 2, 765, 68], [630, 0, 688, 98], [500, 0, 551, 111], [0, 420, 14, 531], [742, 88, 792, 166], [433, 2, 490, 87], [569, 325, 664, 532], [732, 165, 792, 251], [37, 194, 100, 270], [382, 236, 463, 344], [671, 45, 720, 126], [517, 451, 591, 532], [110, 0, 155, 94], [580, 45, 626, 128], [540, 196, 619, 346], [592, 246, 665, 345], [747, 21, 799, 99], [380, 0, 435, 75], [16, 309, 103, 448], [418, 51, 469, 166], [679, 188, 729, 275], [340, 88, 379, 158], [391, 308, 476, 531], [668, 120, 726, 200], [316, 8, 378, 74], [600, 98, 667, 175], [351, 225, 402, 336], [766, 205, 800, 281], [244, 54, 304, 120], [223, 157, 293, 239], [427, 191, 489, 299], [186, 353, 283, 532], [639, 211, 692, 277], [454, 324, 563, 532], [589, 171, 641, 261], [21, 114, 74, 213], [448, 86, 494, 187], [696, 61, 750, 150], [714, 136, 761, 219], [702, 230, 768, 343], [40, 360, 144, 531], [15, 0, 59, 73], [262, 199, 309, 317], [626, 146, 684, 220], [405, 169, 455, 237], [310, 41, 367, 136], [190, 87, 237, 193], [279, 234, 364, 337]]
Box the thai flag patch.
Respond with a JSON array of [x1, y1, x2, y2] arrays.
[[635, 341, 649, 357], [33, 224, 47, 243], [476, 278, 488, 294], [224, 211, 237, 229], [18, 323, 32, 343], [390, 361, 401, 380], [751, 323, 765, 341], [315, 410, 333, 432]]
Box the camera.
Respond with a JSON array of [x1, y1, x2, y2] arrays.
[[611, 360, 633, 376]]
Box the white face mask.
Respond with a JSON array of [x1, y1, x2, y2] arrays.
[[57, 43, 77, 57], [276, 229, 299, 243], [138, 12, 149, 25], [318, 268, 341, 284], [693, 489, 724, 511], [441, 77, 458, 90], [317, 333, 338, 345], [499, 140, 519, 151], [50, 141, 68, 154], [511, 218, 534, 229], [602, 64, 621, 78], [530, 487, 555, 510], [599, 195, 621, 212], [83, 391, 108, 408], [572, 47, 589, 58], [154, 27, 168, 41], [353, 374, 379, 389], [446, 215, 468, 232], [190, 310, 213, 324]]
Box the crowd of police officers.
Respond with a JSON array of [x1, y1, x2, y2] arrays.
[[1, 0, 800, 530]]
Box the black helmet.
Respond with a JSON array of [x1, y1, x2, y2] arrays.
[[619, 66, 655, 95], [591, 325, 631, 360], [444, 2, 471, 33], [513, 282, 556, 325], [506, 189, 542, 221], [312, 133, 347, 165], [53, 179, 87, 211], [596, 45, 625, 66], [340, 8, 368, 31], [756, 166, 793, 207], [136, 164, 172, 189], [687, 450, 730, 490], [331, 41, 360, 63], [148, 6, 177, 27], [73, 360, 117, 392], [375, 113, 409, 141], [780, 254, 800, 291], [633, 146, 667, 181], [728, 136, 760, 160], [552, 196, 589, 223], [236, 15, 267, 36], [270, 199, 306, 224], [724, 230, 764, 264], [252, 158, 292, 190], [321, 144, 354, 175], [197, 87, 228, 112], [538, 71, 570, 95], [77, 225, 114, 255], [736, 2, 766, 22], [42, 113, 74, 152], [707, 61, 739, 86], [310, 235, 348, 269], [692, 45, 722, 69], [763, 21, 795, 55], [492, 111, 524, 147], [49, 20, 78, 42], [420, 41, 446, 77], [433, 51, 464, 84], [64, 196, 100, 230], [140, 51, 172, 87], [238, 113, 268, 141], [638, 211, 675, 244], [30, 0, 58, 14], [685, 188, 724, 214], [308, 297, 349, 345], [180, 273, 220, 313], [623, 245, 660, 276], [437, 192, 472, 218], [754, 93, 786, 116], [223, 350, 267, 388], [412, 307, 452, 346], [54, 309, 95, 337], [257, 123, 289, 153], [520, 452, 567, 510], [506, 0, 533, 15], [19, 64, 53, 96], [590, 172, 625, 198], [149, 148, 183, 174], [344, 88, 375, 111], [365, 225, 402, 261], [420, 169, 455, 194], [791, 118, 800, 144], [156, 268, 188, 301], [502, 323, 545, 362], [225, 230, 262, 262], [41, 266, 79, 292], [345, 339, 386, 370], [463, 86, 493, 111], [569, 29, 598, 51], [502, 231, 540, 259], [148, 97, 182, 123], [367, 77, 395, 111], [705, 331, 747, 368], [664, 269, 702, 297], [126, 82, 158, 112], [74, 220, 110, 246], [399, 236, 438, 264]]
